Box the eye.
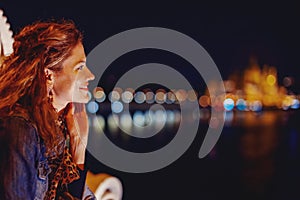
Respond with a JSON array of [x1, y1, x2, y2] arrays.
[[76, 65, 85, 71]]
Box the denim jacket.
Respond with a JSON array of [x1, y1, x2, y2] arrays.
[[0, 116, 96, 200]]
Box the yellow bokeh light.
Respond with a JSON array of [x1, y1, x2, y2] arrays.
[[266, 75, 276, 86]]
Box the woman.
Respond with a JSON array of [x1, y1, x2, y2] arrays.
[[0, 19, 96, 199]]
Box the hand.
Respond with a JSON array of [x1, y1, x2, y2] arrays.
[[64, 102, 89, 167]]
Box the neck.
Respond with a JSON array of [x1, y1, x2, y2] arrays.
[[52, 100, 68, 113]]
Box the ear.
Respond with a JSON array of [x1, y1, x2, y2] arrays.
[[44, 68, 54, 88]]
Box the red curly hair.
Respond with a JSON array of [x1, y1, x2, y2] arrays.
[[0, 19, 83, 155]]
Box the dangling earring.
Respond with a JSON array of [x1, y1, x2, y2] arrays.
[[45, 69, 54, 104], [48, 89, 53, 104]]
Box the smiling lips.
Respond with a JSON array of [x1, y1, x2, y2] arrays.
[[79, 85, 89, 91]]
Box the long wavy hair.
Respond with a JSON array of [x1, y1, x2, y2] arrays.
[[0, 19, 83, 155]]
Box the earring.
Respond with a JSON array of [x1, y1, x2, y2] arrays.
[[45, 71, 51, 81], [45, 69, 54, 104], [48, 89, 53, 104]]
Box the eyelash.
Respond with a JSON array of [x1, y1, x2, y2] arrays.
[[77, 65, 84, 71]]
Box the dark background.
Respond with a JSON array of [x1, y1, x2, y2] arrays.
[[1, 2, 300, 199], [2, 2, 300, 80]]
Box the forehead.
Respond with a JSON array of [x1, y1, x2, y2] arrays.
[[62, 43, 86, 68]]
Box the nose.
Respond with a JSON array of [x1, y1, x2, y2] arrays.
[[85, 66, 95, 81]]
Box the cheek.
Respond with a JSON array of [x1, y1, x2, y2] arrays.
[[54, 76, 77, 96]]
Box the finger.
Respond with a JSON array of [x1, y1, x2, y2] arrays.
[[74, 102, 83, 113], [74, 103, 87, 115], [68, 102, 75, 115], [60, 102, 74, 115]]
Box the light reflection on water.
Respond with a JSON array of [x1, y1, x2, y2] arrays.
[[87, 109, 300, 200]]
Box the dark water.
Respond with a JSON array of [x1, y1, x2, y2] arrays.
[[86, 109, 300, 200]]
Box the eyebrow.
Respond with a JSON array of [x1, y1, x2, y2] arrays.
[[75, 60, 86, 65]]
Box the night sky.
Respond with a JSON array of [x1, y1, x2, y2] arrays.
[[1, 2, 299, 82]]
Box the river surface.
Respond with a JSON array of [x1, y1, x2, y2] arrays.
[[86, 109, 300, 200]]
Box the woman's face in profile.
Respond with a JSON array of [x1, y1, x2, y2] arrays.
[[52, 42, 95, 107]]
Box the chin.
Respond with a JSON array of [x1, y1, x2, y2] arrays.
[[72, 96, 90, 104], [82, 98, 90, 104], [72, 99, 89, 104]]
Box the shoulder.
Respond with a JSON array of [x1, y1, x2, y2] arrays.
[[0, 116, 39, 144]]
